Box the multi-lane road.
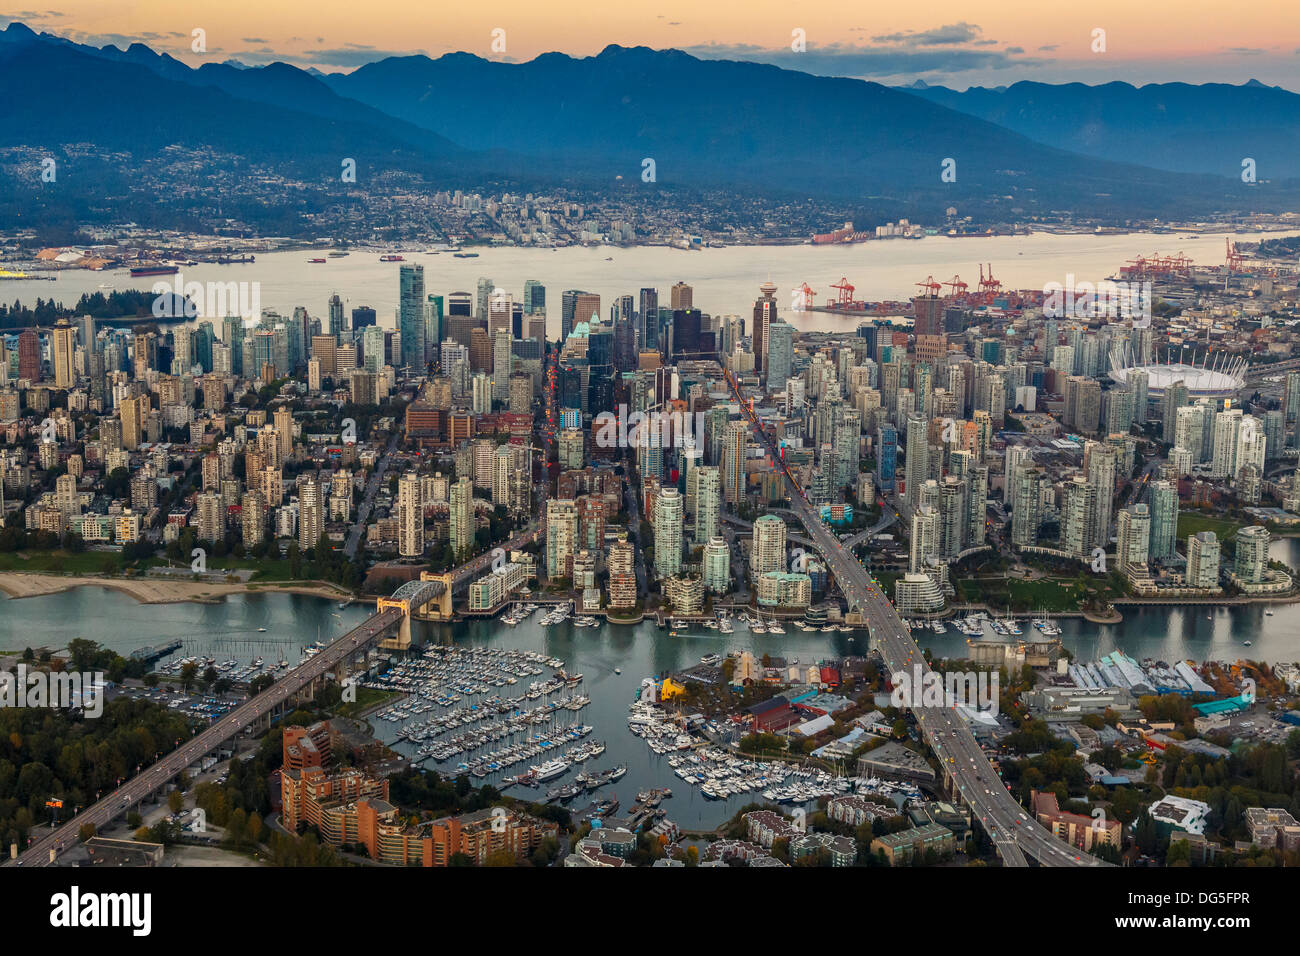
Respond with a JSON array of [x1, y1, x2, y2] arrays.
[[14, 607, 404, 866], [730, 379, 1109, 867]]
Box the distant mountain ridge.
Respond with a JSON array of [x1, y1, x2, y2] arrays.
[[0, 21, 1294, 224], [900, 79, 1300, 178]]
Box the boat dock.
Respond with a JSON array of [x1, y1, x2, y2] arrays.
[[128, 639, 183, 664]]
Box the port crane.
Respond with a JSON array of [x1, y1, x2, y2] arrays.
[[915, 275, 942, 297], [830, 277, 856, 307], [798, 282, 817, 311], [943, 275, 968, 300], [977, 264, 1002, 299], [1226, 238, 1245, 273]]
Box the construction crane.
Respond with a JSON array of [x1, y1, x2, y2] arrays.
[[831, 277, 855, 307], [915, 275, 942, 297], [798, 282, 817, 311], [943, 275, 968, 299]]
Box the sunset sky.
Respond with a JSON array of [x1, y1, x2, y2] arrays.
[[2, 1, 1297, 87]]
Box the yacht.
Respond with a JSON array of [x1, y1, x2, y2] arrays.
[[530, 758, 570, 782], [700, 653, 722, 667], [766, 621, 787, 635]]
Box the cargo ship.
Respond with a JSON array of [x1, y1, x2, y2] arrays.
[[129, 264, 179, 277], [452, 252, 479, 258], [307, 257, 326, 263], [379, 254, 405, 262]]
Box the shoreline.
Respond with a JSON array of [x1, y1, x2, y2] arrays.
[[0, 571, 357, 607]]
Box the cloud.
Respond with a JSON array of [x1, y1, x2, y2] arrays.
[[871, 22, 988, 47], [683, 41, 1045, 78], [295, 44, 429, 68]]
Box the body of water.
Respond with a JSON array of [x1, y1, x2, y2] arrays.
[[7, 229, 1295, 341], [5, 547, 1300, 828]]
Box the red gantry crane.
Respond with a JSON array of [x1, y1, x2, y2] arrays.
[[943, 275, 968, 300], [916, 275, 942, 297], [831, 277, 855, 308], [798, 282, 817, 311], [1226, 238, 1245, 273]]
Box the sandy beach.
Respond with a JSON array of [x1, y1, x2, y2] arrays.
[[0, 572, 358, 606]]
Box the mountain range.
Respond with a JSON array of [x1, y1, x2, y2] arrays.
[[0, 20, 1295, 228]]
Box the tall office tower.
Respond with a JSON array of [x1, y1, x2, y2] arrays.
[[750, 514, 788, 576], [653, 488, 685, 579], [613, 309, 636, 372], [1085, 443, 1118, 550], [1175, 404, 1206, 462], [1062, 475, 1098, 558], [1186, 531, 1221, 588], [523, 279, 546, 316], [1147, 479, 1178, 562], [560, 290, 600, 343], [1162, 380, 1189, 443], [1233, 525, 1269, 583], [752, 280, 778, 376], [298, 477, 323, 550], [1211, 408, 1244, 478], [694, 466, 721, 546], [491, 330, 512, 402], [351, 305, 377, 331], [51, 319, 76, 388], [360, 325, 385, 373], [912, 292, 943, 337], [399, 264, 426, 371], [722, 421, 748, 504], [1011, 465, 1043, 548], [938, 475, 967, 558], [488, 289, 512, 335], [396, 472, 424, 558], [449, 476, 474, 560], [546, 498, 578, 578], [424, 294, 444, 365], [327, 294, 344, 339], [475, 277, 494, 322], [241, 490, 266, 547], [310, 335, 337, 378], [17, 328, 40, 381], [634, 287, 660, 353], [904, 414, 928, 512], [1116, 503, 1151, 572], [766, 320, 793, 391], [670, 281, 693, 310], [196, 490, 223, 543]]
